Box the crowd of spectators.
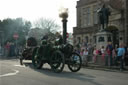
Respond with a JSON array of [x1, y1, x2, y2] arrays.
[[75, 42, 128, 71]]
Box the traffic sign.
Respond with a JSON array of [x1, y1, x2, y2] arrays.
[[13, 33, 19, 39], [66, 33, 69, 38]]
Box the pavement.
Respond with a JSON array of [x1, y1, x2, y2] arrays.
[[84, 62, 128, 73]]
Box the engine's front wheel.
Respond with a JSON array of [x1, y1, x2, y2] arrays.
[[68, 52, 82, 72]]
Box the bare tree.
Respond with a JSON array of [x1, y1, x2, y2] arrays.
[[33, 18, 60, 34]]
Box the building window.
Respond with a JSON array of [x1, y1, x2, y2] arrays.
[[85, 36, 88, 43], [93, 5, 98, 24], [93, 36, 96, 43], [83, 7, 91, 27], [77, 37, 81, 44], [120, 37, 123, 40], [87, 7, 91, 25], [108, 37, 112, 42]]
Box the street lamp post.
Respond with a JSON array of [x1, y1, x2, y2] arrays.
[[125, 0, 128, 45], [59, 8, 68, 44], [0, 31, 4, 56], [13, 33, 19, 57]]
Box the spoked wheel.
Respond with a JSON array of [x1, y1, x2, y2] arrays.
[[32, 47, 43, 69], [19, 51, 25, 65], [68, 52, 82, 72], [50, 50, 65, 73], [20, 57, 23, 65]]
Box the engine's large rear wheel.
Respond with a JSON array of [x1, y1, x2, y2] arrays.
[[50, 50, 65, 73]]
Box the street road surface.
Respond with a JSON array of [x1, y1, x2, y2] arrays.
[[0, 59, 128, 85]]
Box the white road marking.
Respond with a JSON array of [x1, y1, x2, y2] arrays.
[[0, 70, 19, 77], [14, 65, 26, 67]]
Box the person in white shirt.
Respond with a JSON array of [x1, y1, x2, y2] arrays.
[[101, 46, 105, 61], [83, 48, 88, 66], [93, 47, 98, 63]]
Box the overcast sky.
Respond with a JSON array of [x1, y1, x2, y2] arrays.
[[0, 0, 79, 33]]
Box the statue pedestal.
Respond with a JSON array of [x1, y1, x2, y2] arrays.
[[96, 30, 112, 49]]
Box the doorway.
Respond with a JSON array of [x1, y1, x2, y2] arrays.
[[107, 26, 119, 48]]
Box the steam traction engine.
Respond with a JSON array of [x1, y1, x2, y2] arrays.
[[32, 37, 82, 73]]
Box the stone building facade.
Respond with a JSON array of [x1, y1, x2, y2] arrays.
[[73, 0, 128, 48]]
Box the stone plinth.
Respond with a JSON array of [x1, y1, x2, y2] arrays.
[[96, 30, 112, 49]]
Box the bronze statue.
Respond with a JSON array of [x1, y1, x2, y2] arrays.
[[98, 4, 111, 30]]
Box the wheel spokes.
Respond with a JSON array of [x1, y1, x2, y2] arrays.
[[51, 53, 62, 68], [68, 53, 82, 72], [50, 51, 65, 73]]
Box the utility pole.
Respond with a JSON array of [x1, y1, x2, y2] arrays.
[[125, 0, 128, 45]]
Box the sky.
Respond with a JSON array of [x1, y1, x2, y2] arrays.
[[0, 0, 79, 33]]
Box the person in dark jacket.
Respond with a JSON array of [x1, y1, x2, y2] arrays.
[[106, 42, 113, 66], [124, 45, 128, 66]]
